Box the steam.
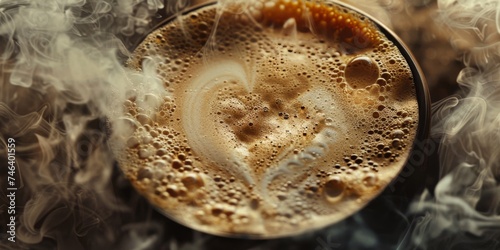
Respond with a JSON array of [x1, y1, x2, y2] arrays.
[[407, 0, 500, 249], [0, 0, 168, 249]]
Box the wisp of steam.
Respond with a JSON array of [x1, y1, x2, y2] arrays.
[[0, 0, 168, 249], [406, 0, 500, 249], [1, 0, 499, 249]]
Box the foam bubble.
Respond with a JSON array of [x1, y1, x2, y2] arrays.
[[324, 176, 345, 202], [345, 56, 380, 89]]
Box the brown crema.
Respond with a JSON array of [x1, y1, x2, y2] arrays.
[[115, 0, 419, 237]]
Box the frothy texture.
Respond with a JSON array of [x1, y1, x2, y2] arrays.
[[114, 0, 419, 237]]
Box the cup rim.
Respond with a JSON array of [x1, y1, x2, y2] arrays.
[[122, 0, 432, 239]]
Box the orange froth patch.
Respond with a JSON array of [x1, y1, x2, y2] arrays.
[[259, 0, 380, 48]]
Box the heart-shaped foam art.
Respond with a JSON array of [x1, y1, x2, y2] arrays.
[[116, 0, 419, 237]]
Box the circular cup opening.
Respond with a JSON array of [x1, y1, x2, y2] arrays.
[[114, 0, 431, 239]]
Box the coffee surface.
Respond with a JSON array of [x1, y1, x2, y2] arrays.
[[115, 0, 419, 237]]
